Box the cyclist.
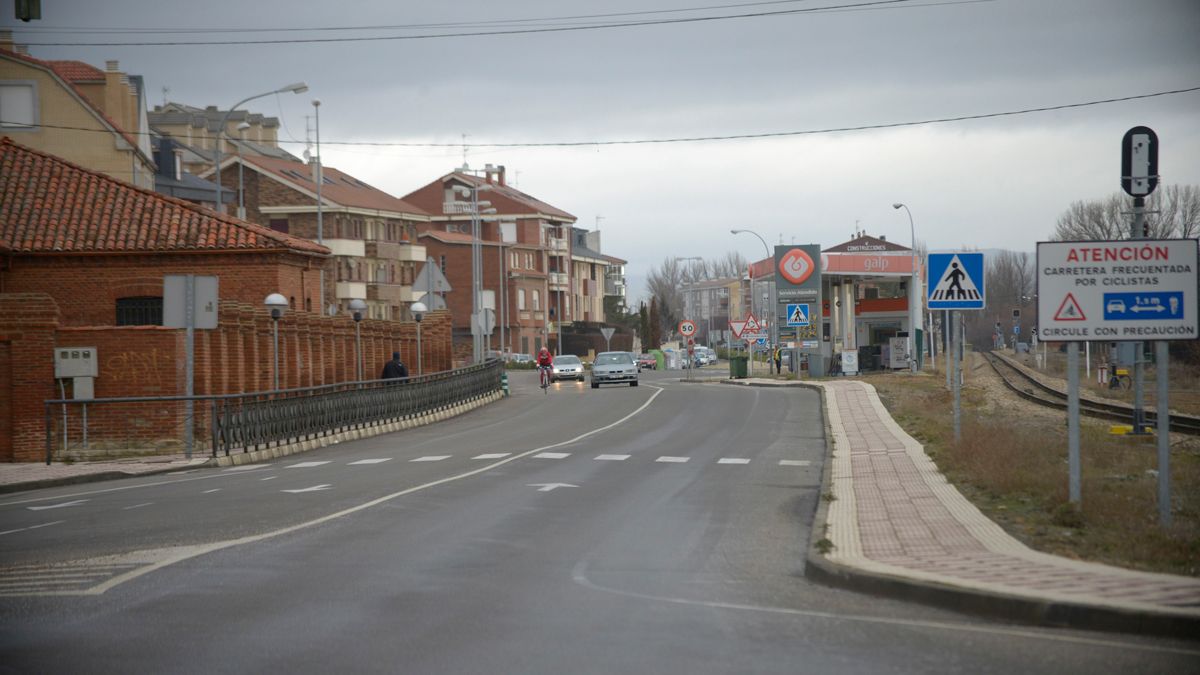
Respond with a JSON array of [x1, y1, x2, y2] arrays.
[[536, 347, 554, 388]]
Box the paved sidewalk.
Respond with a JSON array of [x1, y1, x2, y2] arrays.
[[0, 454, 213, 493], [807, 379, 1200, 637]]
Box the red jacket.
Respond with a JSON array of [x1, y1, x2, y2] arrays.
[[536, 350, 553, 367]]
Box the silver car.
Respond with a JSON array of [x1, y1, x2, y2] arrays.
[[551, 354, 585, 382], [590, 351, 639, 388]]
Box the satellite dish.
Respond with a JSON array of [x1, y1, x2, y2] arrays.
[[303, 149, 312, 162]]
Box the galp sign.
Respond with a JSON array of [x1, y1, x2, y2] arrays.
[[778, 248, 815, 285]]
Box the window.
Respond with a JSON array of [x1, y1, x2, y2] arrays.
[[532, 290, 541, 311], [0, 82, 37, 129], [116, 297, 163, 326], [518, 289, 526, 310], [439, 255, 447, 273], [269, 219, 289, 233]]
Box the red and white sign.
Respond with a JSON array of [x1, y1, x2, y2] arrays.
[[778, 248, 816, 285], [678, 320, 697, 337], [729, 320, 748, 338]]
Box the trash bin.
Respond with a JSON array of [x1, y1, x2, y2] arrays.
[[730, 355, 749, 379]]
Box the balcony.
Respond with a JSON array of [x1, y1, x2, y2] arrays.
[[442, 201, 472, 214], [548, 238, 569, 254], [365, 241, 427, 263], [335, 281, 367, 299], [367, 283, 417, 305], [324, 239, 366, 257], [549, 272, 568, 289]]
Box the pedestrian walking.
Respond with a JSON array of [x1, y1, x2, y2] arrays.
[[773, 346, 782, 374], [381, 351, 409, 379]]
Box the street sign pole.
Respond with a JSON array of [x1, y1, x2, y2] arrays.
[[1156, 340, 1171, 526], [1068, 341, 1081, 504], [951, 311, 960, 442]]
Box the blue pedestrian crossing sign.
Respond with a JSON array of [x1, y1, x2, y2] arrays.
[[927, 252, 986, 310], [786, 303, 810, 327]]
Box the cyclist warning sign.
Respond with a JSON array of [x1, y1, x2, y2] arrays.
[[1054, 293, 1086, 321]]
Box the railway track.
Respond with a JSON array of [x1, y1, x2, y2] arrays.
[[981, 351, 1200, 436]]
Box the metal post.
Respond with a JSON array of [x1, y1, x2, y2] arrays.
[[315, 100, 325, 315], [354, 320, 362, 381], [499, 242, 505, 356], [1132, 196, 1146, 432], [944, 310, 951, 389], [184, 274, 195, 459], [416, 321, 423, 376], [1067, 341, 1081, 504], [236, 135, 246, 220], [951, 312, 961, 442], [1156, 341, 1171, 526], [272, 318, 280, 391], [471, 188, 482, 363]]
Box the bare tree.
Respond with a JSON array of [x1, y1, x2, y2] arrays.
[[645, 257, 686, 336], [1053, 185, 1200, 240]]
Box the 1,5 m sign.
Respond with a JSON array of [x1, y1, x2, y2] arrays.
[[1036, 239, 1198, 341]]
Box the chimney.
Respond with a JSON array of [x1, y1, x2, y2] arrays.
[[14, 45, 29, 55], [497, 165, 506, 187], [105, 61, 124, 122], [0, 29, 13, 51], [484, 163, 496, 184]]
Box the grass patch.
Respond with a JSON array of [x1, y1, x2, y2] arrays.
[[864, 368, 1200, 577]]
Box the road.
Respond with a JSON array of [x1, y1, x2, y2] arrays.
[[1, 369, 1196, 673]]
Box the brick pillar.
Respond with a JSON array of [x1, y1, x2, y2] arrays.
[[0, 294, 62, 462]]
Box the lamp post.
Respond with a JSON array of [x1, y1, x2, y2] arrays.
[[235, 121, 250, 219], [349, 298, 367, 382], [264, 293, 288, 391], [412, 301, 428, 376], [674, 256, 704, 353], [313, 98, 326, 314], [731, 229, 776, 369], [892, 203, 921, 373], [453, 182, 493, 363], [214, 82, 307, 214]]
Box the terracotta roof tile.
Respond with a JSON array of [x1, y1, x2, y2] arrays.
[[46, 59, 106, 82], [242, 155, 429, 217], [0, 137, 329, 256]]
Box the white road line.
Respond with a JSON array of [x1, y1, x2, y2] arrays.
[[717, 458, 751, 464], [259, 476, 278, 481], [122, 503, 153, 510], [472, 453, 511, 460], [655, 456, 689, 463], [533, 452, 570, 459], [287, 461, 330, 469], [281, 484, 332, 494], [202, 489, 221, 494], [222, 465, 269, 472], [594, 454, 630, 461], [56, 385, 668, 597], [164, 470, 196, 476], [27, 499, 88, 511], [0, 521, 64, 537], [411, 455, 451, 462], [348, 458, 392, 465], [779, 460, 811, 466]]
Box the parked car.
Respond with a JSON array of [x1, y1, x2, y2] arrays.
[[508, 353, 534, 365], [590, 351, 639, 388], [551, 354, 585, 382], [637, 353, 658, 370]]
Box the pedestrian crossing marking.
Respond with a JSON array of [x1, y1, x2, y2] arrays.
[[656, 456, 690, 463], [717, 458, 751, 464], [594, 454, 631, 461], [534, 452, 570, 459], [287, 461, 330, 469], [473, 453, 511, 460], [929, 254, 982, 302], [348, 458, 392, 465], [779, 460, 811, 466], [1054, 293, 1086, 321], [410, 455, 451, 462]]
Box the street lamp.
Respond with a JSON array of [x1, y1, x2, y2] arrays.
[[892, 203, 921, 373], [313, 98, 326, 314], [731, 228, 777, 350], [235, 121, 250, 219], [674, 256, 705, 354], [349, 298, 367, 382], [453, 182, 493, 364], [412, 301, 428, 376], [214, 82, 307, 214], [264, 293, 289, 391]]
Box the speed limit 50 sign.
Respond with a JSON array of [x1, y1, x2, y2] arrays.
[[678, 320, 697, 337]]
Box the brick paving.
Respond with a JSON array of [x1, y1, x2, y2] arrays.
[[817, 379, 1200, 617]]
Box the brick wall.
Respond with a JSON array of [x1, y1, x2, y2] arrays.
[[0, 294, 60, 461]]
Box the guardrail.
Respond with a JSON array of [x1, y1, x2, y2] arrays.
[[43, 360, 503, 463]]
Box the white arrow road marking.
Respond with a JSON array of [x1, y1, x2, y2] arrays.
[[411, 456, 451, 462], [656, 456, 689, 463], [288, 461, 330, 469], [594, 454, 630, 461], [779, 460, 811, 466], [348, 458, 392, 465], [534, 452, 570, 459], [717, 458, 751, 464], [528, 483, 578, 493], [27, 499, 88, 511], [0, 521, 64, 537], [281, 484, 332, 494], [473, 453, 511, 460]]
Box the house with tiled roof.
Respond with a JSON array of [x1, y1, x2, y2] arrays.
[[209, 153, 431, 321], [403, 165, 578, 357], [149, 101, 292, 178], [0, 30, 155, 189]]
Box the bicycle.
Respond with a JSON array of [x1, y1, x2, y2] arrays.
[[538, 365, 551, 393], [1108, 367, 1132, 391]]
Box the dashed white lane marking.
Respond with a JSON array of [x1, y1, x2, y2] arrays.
[[287, 461, 330, 469], [222, 465, 269, 472], [594, 454, 630, 461], [533, 452, 570, 459], [164, 470, 196, 476], [655, 456, 689, 463], [473, 453, 511, 460], [717, 458, 751, 464], [27, 499, 88, 511], [779, 460, 811, 466], [411, 456, 451, 462], [201, 489, 221, 494], [123, 503, 153, 510], [259, 476, 278, 481], [348, 458, 392, 465], [0, 521, 64, 537]]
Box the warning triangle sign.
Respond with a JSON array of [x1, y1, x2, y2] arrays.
[[1054, 293, 1086, 321], [744, 314, 761, 332], [929, 254, 982, 302], [788, 304, 809, 326]]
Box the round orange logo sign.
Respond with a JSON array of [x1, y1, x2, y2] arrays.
[[778, 248, 815, 285]]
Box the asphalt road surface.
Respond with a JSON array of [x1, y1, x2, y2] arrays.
[[1, 369, 1196, 673]]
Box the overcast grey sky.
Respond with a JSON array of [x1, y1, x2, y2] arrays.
[[7, 0, 1199, 302]]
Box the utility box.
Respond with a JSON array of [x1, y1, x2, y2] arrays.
[[54, 347, 98, 378]]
